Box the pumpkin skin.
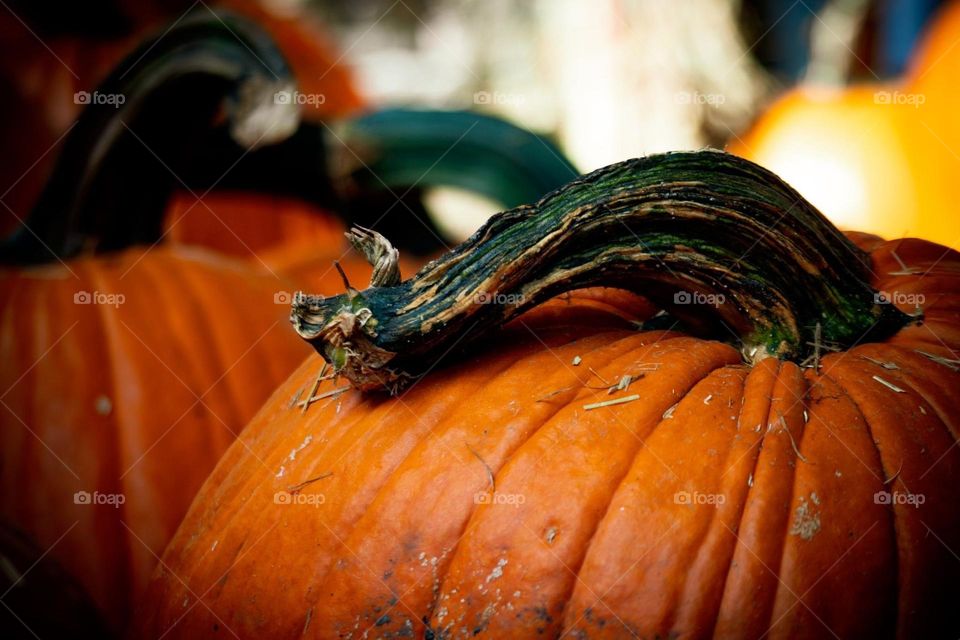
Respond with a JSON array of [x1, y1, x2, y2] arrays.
[[0, 243, 396, 634], [164, 192, 348, 261], [730, 2, 960, 250], [136, 232, 960, 638]]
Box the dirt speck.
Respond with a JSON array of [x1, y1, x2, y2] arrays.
[[790, 495, 821, 540]]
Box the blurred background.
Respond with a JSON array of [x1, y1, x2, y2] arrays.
[[1, 0, 958, 248]]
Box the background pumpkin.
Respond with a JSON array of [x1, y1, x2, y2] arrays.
[[0, 1, 579, 263], [730, 0, 960, 249], [0, 0, 362, 239], [0, 15, 376, 635], [137, 152, 960, 638], [162, 107, 580, 261]]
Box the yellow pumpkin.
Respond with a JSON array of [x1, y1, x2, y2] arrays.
[[730, 2, 960, 249]]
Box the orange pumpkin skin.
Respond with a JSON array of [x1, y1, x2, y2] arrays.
[[0, 244, 385, 633], [164, 192, 348, 261], [135, 233, 960, 638]]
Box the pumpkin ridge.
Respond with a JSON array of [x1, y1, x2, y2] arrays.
[[766, 364, 816, 635], [82, 256, 139, 617], [848, 345, 960, 445], [684, 358, 782, 636], [165, 251, 255, 455], [712, 362, 808, 636], [437, 338, 738, 638], [202, 337, 538, 634], [560, 359, 749, 637], [814, 367, 903, 635], [818, 354, 960, 636], [704, 359, 781, 638], [645, 365, 752, 637], [168, 252, 262, 429], [312, 328, 649, 637]]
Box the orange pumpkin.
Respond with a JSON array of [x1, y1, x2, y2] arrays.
[[0, 238, 394, 636], [731, 1, 960, 249], [0, 0, 362, 241], [157, 0, 367, 255], [137, 152, 960, 638], [0, 16, 382, 631]]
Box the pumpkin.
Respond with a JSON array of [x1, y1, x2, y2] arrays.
[[730, 1, 960, 249], [137, 151, 960, 638], [0, 0, 362, 238], [162, 107, 580, 260], [0, 15, 386, 634], [8, 8, 579, 264]]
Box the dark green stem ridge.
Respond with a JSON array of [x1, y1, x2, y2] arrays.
[[291, 150, 911, 393], [2, 9, 298, 264]]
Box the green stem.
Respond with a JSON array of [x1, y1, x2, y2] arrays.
[[1, 9, 299, 264], [291, 150, 911, 393]]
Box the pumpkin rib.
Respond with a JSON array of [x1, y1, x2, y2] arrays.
[[711, 361, 808, 637], [817, 370, 905, 636], [315, 329, 688, 637], [435, 339, 740, 638], [570, 364, 752, 638], [770, 368, 897, 636], [847, 344, 960, 446], [125, 249, 238, 493], [74, 262, 141, 611], [308, 330, 652, 631], [190, 330, 546, 635], [822, 356, 960, 637], [698, 358, 780, 637], [167, 252, 271, 439], [764, 362, 868, 637], [159, 251, 262, 461]]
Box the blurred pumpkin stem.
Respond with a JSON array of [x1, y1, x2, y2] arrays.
[[1, 8, 299, 264], [291, 150, 911, 393]]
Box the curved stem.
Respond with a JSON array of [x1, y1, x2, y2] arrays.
[[330, 109, 579, 255], [2, 9, 299, 264], [292, 150, 911, 393]]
